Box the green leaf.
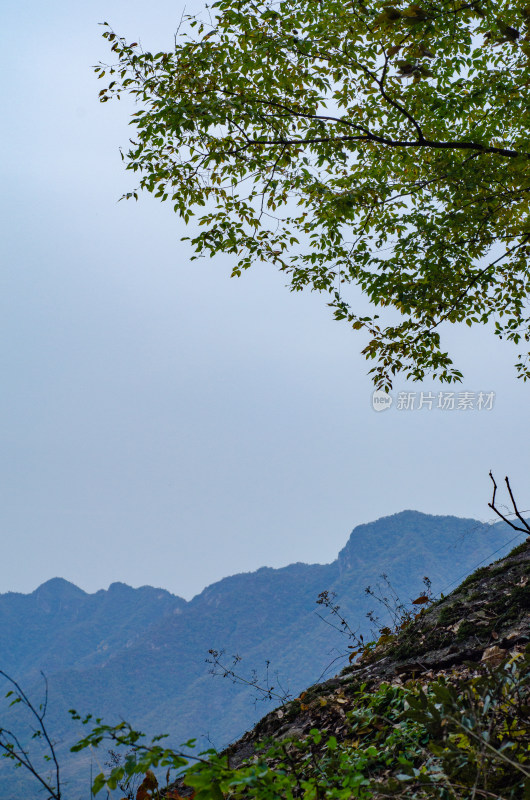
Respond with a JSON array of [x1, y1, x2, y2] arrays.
[[95, 0, 530, 387]]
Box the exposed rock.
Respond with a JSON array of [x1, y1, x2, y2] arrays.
[[223, 538, 530, 769]]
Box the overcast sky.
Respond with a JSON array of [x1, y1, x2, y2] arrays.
[[1, 0, 528, 600]]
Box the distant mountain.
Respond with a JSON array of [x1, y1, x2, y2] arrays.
[[0, 511, 524, 799], [0, 578, 185, 681]]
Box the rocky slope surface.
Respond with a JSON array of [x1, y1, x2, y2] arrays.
[[166, 538, 529, 800], [225, 538, 530, 768]]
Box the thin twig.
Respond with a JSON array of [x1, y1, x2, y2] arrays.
[[488, 472, 530, 536]]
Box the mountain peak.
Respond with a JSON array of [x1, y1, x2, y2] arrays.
[[33, 577, 86, 599], [30, 578, 87, 614], [337, 510, 482, 575], [107, 581, 134, 593]]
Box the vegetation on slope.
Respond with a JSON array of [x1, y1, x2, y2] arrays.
[[68, 539, 529, 800], [182, 658, 529, 799], [0, 523, 528, 799], [0, 511, 520, 800]]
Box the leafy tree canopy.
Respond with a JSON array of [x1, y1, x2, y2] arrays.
[[97, 0, 530, 387]]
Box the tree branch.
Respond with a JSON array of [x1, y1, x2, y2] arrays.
[[0, 671, 61, 800], [488, 472, 530, 536]]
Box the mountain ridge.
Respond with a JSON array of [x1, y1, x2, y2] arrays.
[[0, 509, 526, 799], [169, 537, 529, 800]]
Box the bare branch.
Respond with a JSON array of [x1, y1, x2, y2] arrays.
[[0, 671, 61, 800], [488, 471, 530, 536]]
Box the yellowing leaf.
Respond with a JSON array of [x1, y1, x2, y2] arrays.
[[412, 594, 430, 604]]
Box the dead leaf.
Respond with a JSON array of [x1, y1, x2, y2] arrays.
[[481, 645, 506, 667]]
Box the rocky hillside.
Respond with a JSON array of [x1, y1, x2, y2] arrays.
[[171, 538, 530, 799], [1, 510, 520, 759], [0, 511, 526, 799]]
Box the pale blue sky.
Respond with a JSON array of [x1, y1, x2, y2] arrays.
[[1, 0, 528, 600]]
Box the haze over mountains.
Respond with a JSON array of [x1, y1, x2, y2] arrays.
[[0, 510, 524, 798]]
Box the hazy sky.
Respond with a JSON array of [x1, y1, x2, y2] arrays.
[[1, 0, 528, 600]]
